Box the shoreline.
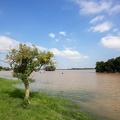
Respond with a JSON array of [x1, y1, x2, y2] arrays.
[[0, 77, 94, 120]]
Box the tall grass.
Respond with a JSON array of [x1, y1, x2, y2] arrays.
[[0, 78, 94, 120]]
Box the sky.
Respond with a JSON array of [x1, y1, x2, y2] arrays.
[[0, 0, 120, 69]]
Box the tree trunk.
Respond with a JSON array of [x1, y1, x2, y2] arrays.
[[24, 83, 30, 104]]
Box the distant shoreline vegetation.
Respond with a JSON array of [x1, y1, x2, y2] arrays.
[[0, 66, 11, 71], [68, 68, 95, 70], [95, 56, 120, 73]]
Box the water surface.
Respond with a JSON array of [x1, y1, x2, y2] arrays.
[[0, 70, 120, 120]]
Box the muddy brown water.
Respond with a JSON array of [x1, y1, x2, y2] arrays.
[[0, 70, 120, 120]]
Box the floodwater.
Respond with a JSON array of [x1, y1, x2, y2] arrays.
[[0, 70, 120, 120]]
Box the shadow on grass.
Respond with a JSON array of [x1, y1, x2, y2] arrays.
[[4, 89, 41, 108], [4, 89, 24, 99], [4, 88, 41, 100]]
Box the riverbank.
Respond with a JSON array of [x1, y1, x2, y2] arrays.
[[0, 78, 94, 120]]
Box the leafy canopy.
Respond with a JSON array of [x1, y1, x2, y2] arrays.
[[6, 44, 54, 83]]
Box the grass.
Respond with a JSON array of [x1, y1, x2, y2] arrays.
[[0, 78, 94, 120]]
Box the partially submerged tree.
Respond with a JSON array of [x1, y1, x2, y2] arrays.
[[6, 44, 54, 104], [95, 56, 120, 73], [44, 65, 56, 71], [95, 61, 105, 73]]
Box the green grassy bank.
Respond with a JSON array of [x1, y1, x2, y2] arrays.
[[0, 78, 94, 120]]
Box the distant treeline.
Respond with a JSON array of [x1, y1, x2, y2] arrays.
[[95, 56, 120, 73], [68, 68, 94, 70], [0, 66, 11, 71], [0, 65, 56, 71]]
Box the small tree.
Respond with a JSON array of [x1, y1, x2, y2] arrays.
[[44, 65, 56, 71], [6, 44, 54, 104], [0, 66, 3, 71]]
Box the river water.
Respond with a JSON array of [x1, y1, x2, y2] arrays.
[[0, 70, 120, 120]]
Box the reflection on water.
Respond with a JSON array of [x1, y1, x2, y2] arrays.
[[0, 70, 120, 120]]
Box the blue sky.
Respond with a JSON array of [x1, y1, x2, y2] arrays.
[[0, 0, 120, 69]]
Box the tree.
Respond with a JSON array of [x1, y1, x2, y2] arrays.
[[105, 58, 115, 73], [114, 56, 120, 73], [95, 61, 105, 73], [0, 66, 3, 71], [95, 56, 120, 73], [44, 65, 56, 71], [6, 44, 54, 104]]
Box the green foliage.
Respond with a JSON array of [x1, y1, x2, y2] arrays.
[[0, 66, 11, 71], [114, 56, 120, 72], [95, 61, 105, 73], [6, 43, 54, 103], [0, 78, 94, 120], [95, 56, 120, 73], [6, 44, 54, 83], [105, 58, 115, 73], [45, 65, 56, 71], [0, 66, 3, 71]]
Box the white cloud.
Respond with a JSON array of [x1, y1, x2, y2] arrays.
[[59, 31, 66, 36], [49, 33, 55, 38], [0, 36, 89, 61], [55, 39, 60, 42], [90, 15, 104, 24], [0, 36, 47, 52], [101, 35, 120, 49], [89, 22, 112, 33], [25, 42, 47, 51], [109, 5, 120, 14], [72, 0, 111, 14], [72, 0, 120, 15], [0, 36, 19, 51], [36, 46, 47, 51], [113, 28, 119, 32], [50, 48, 89, 60]]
